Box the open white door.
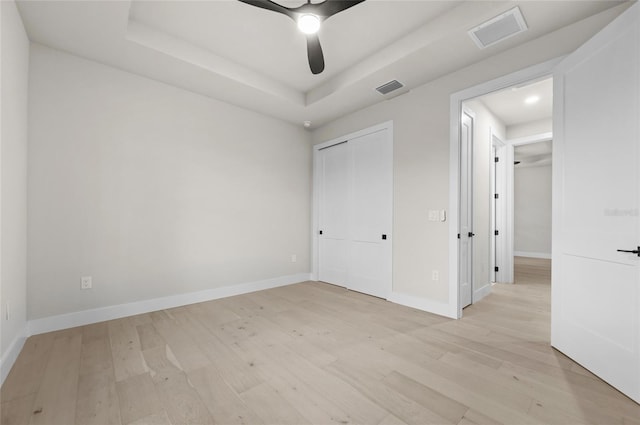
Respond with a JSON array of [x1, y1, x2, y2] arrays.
[[552, 2, 639, 403], [459, 111, 474, 308]]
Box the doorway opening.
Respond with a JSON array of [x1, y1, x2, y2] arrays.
[[459, 77, 552, 310], [448, 59, 559, 318]]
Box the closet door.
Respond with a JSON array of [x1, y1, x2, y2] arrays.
[[318, 142, 350, 285], [348, 129, 392, 298], [317, 125, 393, 299]]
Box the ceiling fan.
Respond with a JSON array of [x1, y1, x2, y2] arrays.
[[237, 0, 366, 75]]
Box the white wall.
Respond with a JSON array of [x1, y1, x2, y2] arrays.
[[514, 164, 552, 256], [27, 44, 312, 320], [463, 100, 506, 296], [507, 118, 552, 140], [1, 0, 30, 378], [311, 13, 612, 310]]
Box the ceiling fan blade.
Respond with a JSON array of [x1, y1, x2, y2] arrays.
[[237, 0, 295, 19], [311, 0, 366, 18], [306, 34, 325, 74]]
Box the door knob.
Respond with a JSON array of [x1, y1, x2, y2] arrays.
[[617, 247, 640, 257]]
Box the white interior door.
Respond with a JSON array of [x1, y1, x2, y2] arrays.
[[348, 129, 393, 299], [459, 111, 473, 308], [552, 2, 639, 403], [318, 142, 349, 286]]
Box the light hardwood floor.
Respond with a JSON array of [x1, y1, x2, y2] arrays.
[[2, 258, 639, 424]]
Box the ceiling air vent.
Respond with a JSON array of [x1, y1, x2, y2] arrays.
[[468, 7, 528, 49], [376, 80, 404, 95]]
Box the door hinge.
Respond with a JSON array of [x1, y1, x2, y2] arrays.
[[494, 157, 499, 163], [494, 193, 499, 199], [494, 266, 499, 272], [495, 230, 499, 236]]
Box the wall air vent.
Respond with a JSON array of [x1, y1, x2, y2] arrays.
[[468, 7, 528, 49], [376, 80, 404, 95]]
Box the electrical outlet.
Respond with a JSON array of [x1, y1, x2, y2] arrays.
[[291, 254, 297, 263], [432, 270, 439, 281], [81, 276, 92, 290]]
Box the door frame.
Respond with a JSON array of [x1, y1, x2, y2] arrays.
[[449, 58, 561, 318], [490, 131, 507, 284], [459, 108, 475, 308], [508, 132, 553, 264], [311, 120, 394, 285]]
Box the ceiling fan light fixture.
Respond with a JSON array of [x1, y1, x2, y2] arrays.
[[297, 14, 320, 34]]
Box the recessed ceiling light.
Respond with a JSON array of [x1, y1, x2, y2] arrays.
[[525, 95, 540, 105], [298, 14, 320, 34], [303, 120, 312, 128]]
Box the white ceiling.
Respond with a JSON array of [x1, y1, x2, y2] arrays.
[[515, 140, 552, 167], [16, 1, 629, 128], [479, 78, 553, 127]]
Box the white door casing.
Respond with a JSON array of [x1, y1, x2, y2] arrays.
[[552, 2, 639, 403], [491, 133, 508, 283], [459, 110, 474, 308]]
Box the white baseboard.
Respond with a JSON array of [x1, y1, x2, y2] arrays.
[[28, 273, 311, 336], [514, 251, 552, 259], [473, 283, 492, 303], [387, 292, 456, 319], [1, 328, 28, 386]]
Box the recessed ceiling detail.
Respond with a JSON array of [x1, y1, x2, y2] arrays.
[[468, 7, 528, 49], [14, 0, 629, 127]]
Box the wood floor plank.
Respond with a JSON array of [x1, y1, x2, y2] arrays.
[[0, 394, 35, 425], [231, 325, 390, 425], [127, 411, 172, 425], [239, 383, 311, 425], [75, 324, 121, 425], [378, 413, 411, 425], [108, 319, 148, 382], [75, 369, 121, 425], [187, 365, 265, 425], [29, 329, 82, 425], [150, 315, 210, 372], [142, 345, 214, 425], [325, 359, 454, 425], [135, 323, 165, 351], [115, 373, 163, 425], [382, 370, 468, 424], [0, 333, 55, 403]]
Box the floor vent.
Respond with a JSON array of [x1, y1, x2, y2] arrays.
[[468, 7, 528, 49], [376, 80, 404, 95]]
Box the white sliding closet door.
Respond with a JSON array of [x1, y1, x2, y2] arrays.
[[318, 142, 350, 286], [348, 130, 392, 298], [317, 125, 393, 299]]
